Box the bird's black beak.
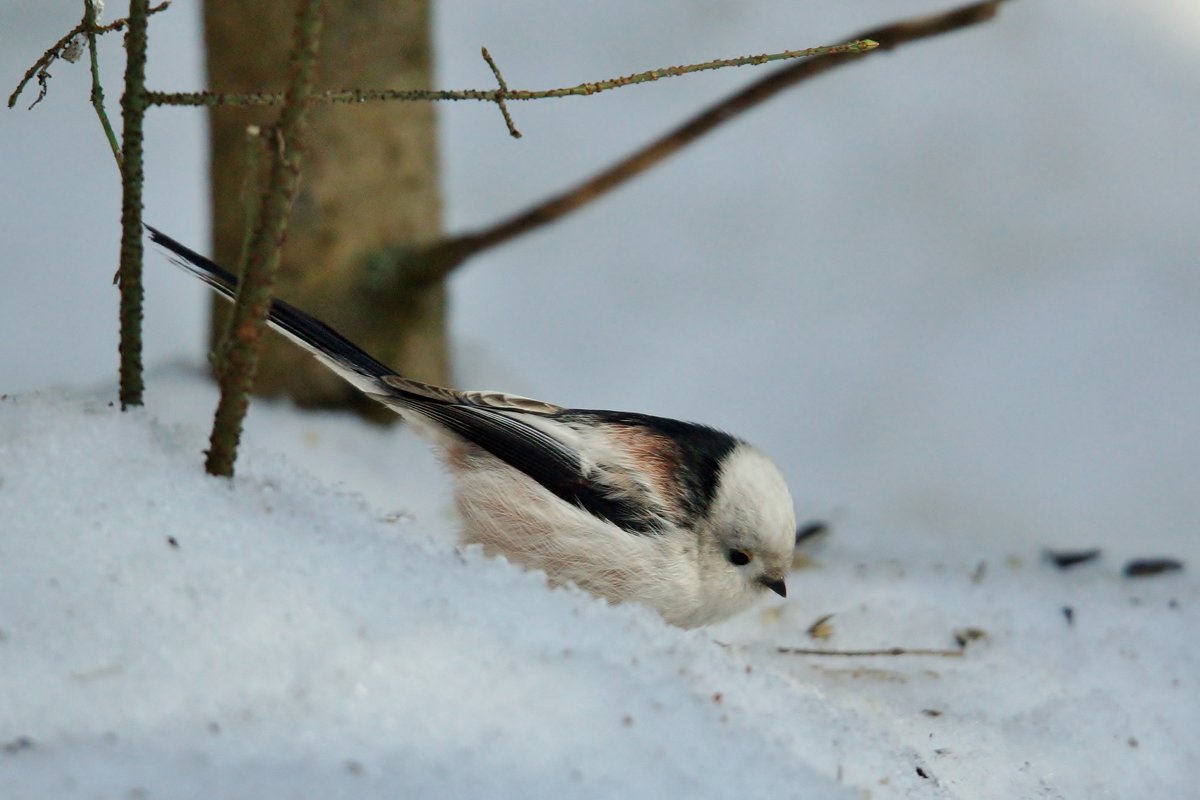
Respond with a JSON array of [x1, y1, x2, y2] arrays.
[[758, 575, 787, 598]]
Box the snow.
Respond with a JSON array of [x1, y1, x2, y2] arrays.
[[0, 381, 884, 799], [2, 0, 1199, 796], [1, 374, 1194, 798]]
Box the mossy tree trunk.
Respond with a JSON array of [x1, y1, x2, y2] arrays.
[[204, 0, 444, 421]]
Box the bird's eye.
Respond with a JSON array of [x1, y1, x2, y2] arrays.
[[727, 548, 752, 566]]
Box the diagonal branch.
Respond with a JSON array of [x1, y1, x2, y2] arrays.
[[396, 0, 1011, 285], [84, 0, 123, 168]]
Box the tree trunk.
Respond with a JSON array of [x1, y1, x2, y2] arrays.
[[203, 0, 444, 422]]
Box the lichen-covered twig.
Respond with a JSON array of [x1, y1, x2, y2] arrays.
[[481, 47, 520, 139], [6, 0, 171, 110], [116, 0, 151, 409], [84, 1, 122, 167], [142, 39, 879, 108]]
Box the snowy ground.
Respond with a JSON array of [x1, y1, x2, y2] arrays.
[[0, 371, 1194, 799], [2, 0, 1199, 797]]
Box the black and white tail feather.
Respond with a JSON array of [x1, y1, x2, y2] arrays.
[[148, 225, 797, 628]]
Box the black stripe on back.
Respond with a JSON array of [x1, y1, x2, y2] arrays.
[[562, 410, 738, 521], [429, 404, 666, 535]]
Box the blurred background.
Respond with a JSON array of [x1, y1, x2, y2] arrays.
[[2, 0, 1197, 559]]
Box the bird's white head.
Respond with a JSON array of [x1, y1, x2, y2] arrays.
[[683, 443, 797, 626]]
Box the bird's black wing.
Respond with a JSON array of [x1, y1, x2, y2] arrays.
[[382, 400, 665, 534]]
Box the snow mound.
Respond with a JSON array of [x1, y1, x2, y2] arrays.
[[0, 379, 1194, 798]]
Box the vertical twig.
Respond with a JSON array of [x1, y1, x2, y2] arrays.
[[204, 0, 325, 477], [117, 0, 150, 409], [236, 125, 268, 281]]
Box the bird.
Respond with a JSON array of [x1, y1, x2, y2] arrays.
[[148, 226, 797, 628]]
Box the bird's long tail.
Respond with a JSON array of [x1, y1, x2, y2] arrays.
[[149, 226, 600, 514], [146, 225, 393, 394]]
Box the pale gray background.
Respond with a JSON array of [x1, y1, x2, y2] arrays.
[[3, 1, 1197, 559]]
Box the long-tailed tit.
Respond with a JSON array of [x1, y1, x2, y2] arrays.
[[149, 227, 797, 627]]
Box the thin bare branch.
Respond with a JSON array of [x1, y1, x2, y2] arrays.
[[143, 39, 878, 108], [481, 47, 520, 139], [84, 1, 122, 167], [400, 0, 1010, 284], [6, 1, 170, 109], [776, 646, 966, 657], [205, 0, 325, 478], [116, 0, 151, 409]]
